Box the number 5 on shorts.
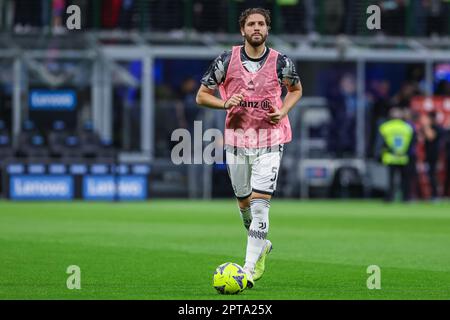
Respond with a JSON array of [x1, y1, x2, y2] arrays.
[[270, 167, 278, 182]]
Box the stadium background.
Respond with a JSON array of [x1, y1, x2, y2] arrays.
[[0, 0, 450, 300]]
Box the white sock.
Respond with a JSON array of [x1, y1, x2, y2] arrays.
[[244, 198, 270, 272], [239, 206, 252, 230]]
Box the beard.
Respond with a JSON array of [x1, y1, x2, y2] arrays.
[[244, 32, 267, 47]]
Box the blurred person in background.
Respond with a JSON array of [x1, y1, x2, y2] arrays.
[[102, 0, 122, 29], [278, 0, 305, 34], [192, 0, 226, 33], [421, 111, 444, 200], [391, 81, 421, 111], [403, 108, 421, 200], [436, 79, 450, 96], [322, 0, 344, 34], [118, 0, 135, 30], [0, 0, 13, 30], [328, 73, 357, 157], [303, 0, 316, 35], [52, 0, 66, 34], [436, 78, 450, 198], [444, 127, 450, 198], [175, 77, 204, 132], [343, 0, 358, 34], [367, 79, 392, 158], [378, 0, 407, 36], [376, 107, 415, 202], [149, 0, 183, 31], [14, 0, 42, 31], [423, 0, 449, 36], [154, 83, 177, 157]]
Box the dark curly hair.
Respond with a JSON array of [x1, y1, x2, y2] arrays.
[[239, 8, 271, 30]]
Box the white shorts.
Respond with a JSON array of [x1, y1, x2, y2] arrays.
[[225, 145, 284, 199]]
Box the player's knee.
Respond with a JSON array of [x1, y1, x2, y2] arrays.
[[251, 191, 272, 202], [237, 194, 251, 209], [238, 200, 250, 210]]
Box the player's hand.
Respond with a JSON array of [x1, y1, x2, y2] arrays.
[[224, 92, 245, 109], [268, 107, 287, 124]]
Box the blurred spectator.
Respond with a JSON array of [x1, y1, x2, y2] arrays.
[[278, 0, 305, 34], [323, 0, 344, 34], [403, 108, 421, 200], [423, 0, 448, 36], [444, 128, 450, 198], [1, 0, 448, 35], [375, 107, 415, 202], [14, 0, 43, 31], [41, 0, 50, 31], [175, 77, 203, 132], [368, 80, 392, 157], [410, 0, 427, 36], [115, 60, 141, 151], [192, 0, 226, 33], [436, 80, 450, 96], [155, 83, 175, 101], [379, 0, 407, 36], [420, 111, 444, 200], [327, 73, 357, 157], [118, 0, 135, 30], [373, 80, 392, 119], [0, 0, 13, 30], [102, 0, 122, 29], [391, 81, 421, 110], [155, 83, 178, 157], [303, 0, 316, 34], [343, 0, 358, 35], [406, 65, 426, 92], [52, 0, 66, 34], [149, 0, 183, 31]]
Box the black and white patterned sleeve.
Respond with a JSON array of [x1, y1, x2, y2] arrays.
[[277, 54, 301, 88], [200, 50, 232, 90]]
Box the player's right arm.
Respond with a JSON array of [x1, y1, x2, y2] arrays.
[[196, 85, 244, 110], [196, 50, 243, 110]]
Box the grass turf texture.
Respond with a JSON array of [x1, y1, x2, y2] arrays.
[[0, 200, 450, 300]]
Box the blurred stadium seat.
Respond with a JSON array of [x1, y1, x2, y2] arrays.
[[16, 120, 49, 158]]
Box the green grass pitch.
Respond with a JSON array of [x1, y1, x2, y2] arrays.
[[0, 200, 449, 300]]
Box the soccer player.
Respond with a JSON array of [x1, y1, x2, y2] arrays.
[[196, 7, 302, 288]]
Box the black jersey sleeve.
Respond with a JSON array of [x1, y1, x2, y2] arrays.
[[200, 50, 232, 90], [276, 54, 301, 88]]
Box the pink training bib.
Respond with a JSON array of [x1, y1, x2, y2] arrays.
[[219, 46, 292, 148]]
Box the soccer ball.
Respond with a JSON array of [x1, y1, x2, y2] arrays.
[[213, 262, 248, 294]]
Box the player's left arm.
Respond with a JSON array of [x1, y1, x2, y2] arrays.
[[268, 55, 302, 124], [268, 83, 302, 125]]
